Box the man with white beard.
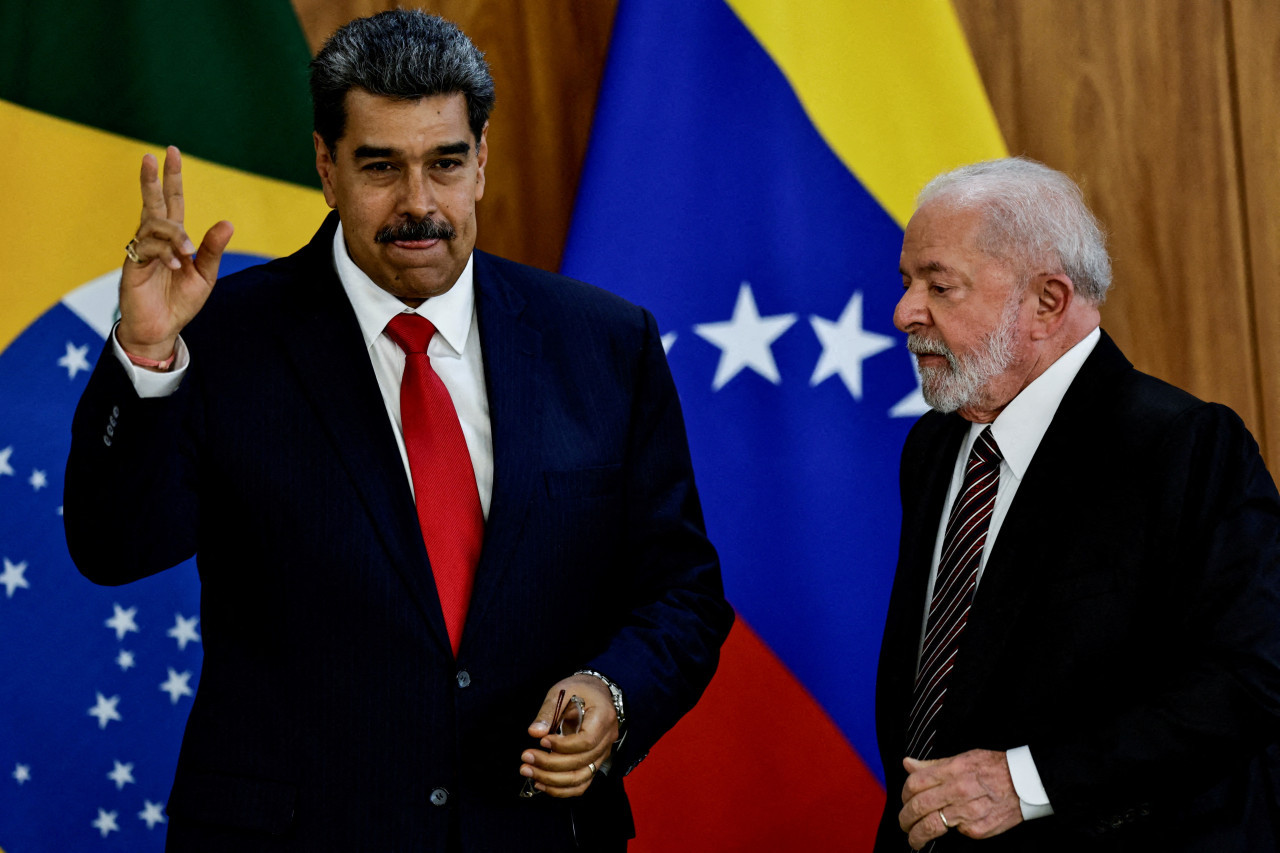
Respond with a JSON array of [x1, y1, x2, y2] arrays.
[[873, 157, 1280, 852]]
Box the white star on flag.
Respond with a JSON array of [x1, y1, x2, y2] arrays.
[[57, 341, 92, 379], [92, 808, 120, 838], [105, 603, 140, 640], [116, 649, 136, 671], [160, 668, 194, 704], [29, 469, 48, 491], [694, 282, 797, 390], [889, 351, 933, 418], [139, 800, 168, 830], [809, 291, 896, 400], [88, 693, 122, 729], [13, 763, 30, 785], [0, 445, 13, 477], [167, 613, 201, 650], [661, 331, 677, 354], [107, 760, 135, 790], [0, 558, 29, 598]]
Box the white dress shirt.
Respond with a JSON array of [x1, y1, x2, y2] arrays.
[[330, 223, 493, 518], [920, 326, 1101, 820], [112, 221, 494, 518]]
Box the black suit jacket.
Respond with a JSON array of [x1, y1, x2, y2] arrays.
[[64, 214, 733, 852], [874, 332, 1280, 851]]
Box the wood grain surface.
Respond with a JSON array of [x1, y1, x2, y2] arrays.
[[1228, 0, 1280, 467]]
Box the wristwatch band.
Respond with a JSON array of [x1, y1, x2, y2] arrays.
[[575, 669, 626, 734]]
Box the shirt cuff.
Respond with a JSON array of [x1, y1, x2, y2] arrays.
[[111, 323, 189, 398], [1007, 745, 1054, 820]]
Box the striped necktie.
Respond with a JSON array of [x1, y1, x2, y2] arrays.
[[906, 426, 1002, 761]]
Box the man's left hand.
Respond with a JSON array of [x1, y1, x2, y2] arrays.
[[520, 674, 619, 798], [898, 749, 1023, 849]]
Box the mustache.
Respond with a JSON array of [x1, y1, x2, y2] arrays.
[[375, 218, 457, 243], [907, 334, 953, 359]]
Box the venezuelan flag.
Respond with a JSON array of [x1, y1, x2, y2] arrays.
[[562, 1, 1005, 848]]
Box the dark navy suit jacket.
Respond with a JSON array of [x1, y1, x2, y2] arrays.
[[874, 332, 1280, 852], [65, 214, 733, 852]]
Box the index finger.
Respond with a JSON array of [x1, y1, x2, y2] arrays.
[[901, 762, 945, 804], [163, 145, 185, 224]]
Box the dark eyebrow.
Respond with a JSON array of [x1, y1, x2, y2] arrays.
[[353, 145, 395, 160], [433, 141, 472, 157], [352, 141, 472, 160]]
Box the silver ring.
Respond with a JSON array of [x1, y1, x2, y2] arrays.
[[588, 762, 596, 775], [125, 238, 144, 264], [939, 810, 951, 830]]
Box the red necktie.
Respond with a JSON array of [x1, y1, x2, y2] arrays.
[[906, 426, 1002, 761], [384, 313, 484, 656]]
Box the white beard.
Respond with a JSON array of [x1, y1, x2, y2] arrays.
[[909, 303, 1019, 414]]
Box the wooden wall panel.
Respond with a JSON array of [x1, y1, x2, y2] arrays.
[[1230, 0, 1280, 467], [953, 0, 1265, 457], [290, 0, 617, 274]]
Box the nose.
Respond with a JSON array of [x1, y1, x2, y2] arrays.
[[894, 281, 929, 333], [399, 168, 436, 220]]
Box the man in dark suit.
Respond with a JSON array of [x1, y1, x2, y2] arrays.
[[875, 157, 1280, 851], [63, 11, 732, 851]]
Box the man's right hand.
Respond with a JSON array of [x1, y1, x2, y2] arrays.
[[118, 145, 234, 361]]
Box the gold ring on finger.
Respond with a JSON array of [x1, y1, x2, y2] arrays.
[[939, 810, 951, 830], [588, 762, 596, 775], [125, 238, 144, 264]]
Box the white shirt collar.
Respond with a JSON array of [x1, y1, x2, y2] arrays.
[[331, 220, 476, 358], [963, 327, 1101, 480]]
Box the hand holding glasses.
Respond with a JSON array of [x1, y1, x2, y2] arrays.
[[519, 689, 586, 798]]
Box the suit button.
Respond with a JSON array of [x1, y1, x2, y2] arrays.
[[103, 436, 112, 447], [430, 787, 449, 806], [456, 670, 471, 688], [112, 406, 120, 418]]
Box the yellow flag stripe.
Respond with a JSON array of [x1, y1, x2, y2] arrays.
[[2, 99, 326, 351], [723, 0, 1007, 227]]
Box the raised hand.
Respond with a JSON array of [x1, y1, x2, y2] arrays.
[[117, 146, 234, 362]]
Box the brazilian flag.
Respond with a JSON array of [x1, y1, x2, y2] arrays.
[[1, 3, 325, 849]]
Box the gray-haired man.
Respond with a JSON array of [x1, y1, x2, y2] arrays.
[[875, 157, 1280, 851]]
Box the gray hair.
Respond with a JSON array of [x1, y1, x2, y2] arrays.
[[310, 10, 495, 152], [917, 157, 1112, 304]]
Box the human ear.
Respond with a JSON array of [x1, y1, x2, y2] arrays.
[[1030, 273, 1073, 340], [314, 132, 339, 209]]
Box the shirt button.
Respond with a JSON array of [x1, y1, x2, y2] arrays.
[[456, 670, 471, 688], [429, 787, 449, 807]]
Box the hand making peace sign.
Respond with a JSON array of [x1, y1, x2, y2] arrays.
[[117, 146, 234, 364]]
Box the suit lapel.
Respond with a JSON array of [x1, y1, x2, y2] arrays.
[[942, 333, 1133, 731], [880, 412, 969, 754], [458, 251, 543, 651], [274, 216, 453, 654]]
